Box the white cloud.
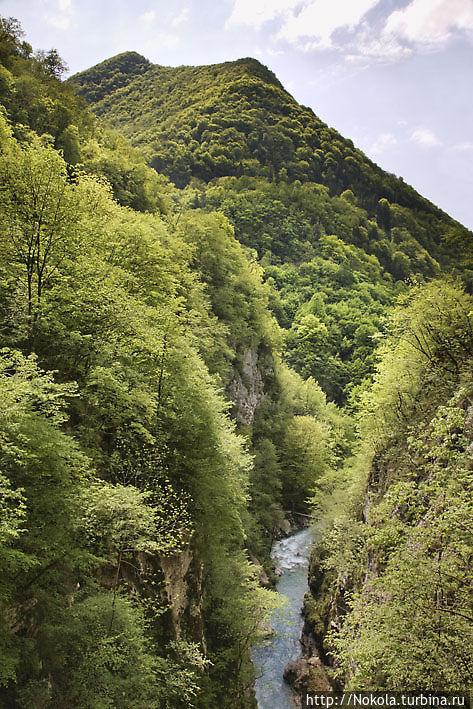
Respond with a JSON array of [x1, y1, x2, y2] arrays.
[[172, 8, 190, 27], [370, 132, 398, 154], [225, 0, 302, 30], [326, 0, 473, 65], [384, 0, 473, 47], [452, 141, 473, 151], [277, 0, 381, 48], [157, 32, 180, 49], [45, 0, 74, 30], [226, 0, 382, 47], [225, 0, 473, 65], [347, 30, 412, 62], [410, 127, 441, 148], [140, 10, 156, 24]]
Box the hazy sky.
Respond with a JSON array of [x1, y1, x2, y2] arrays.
[[2, 0, 473, 230]]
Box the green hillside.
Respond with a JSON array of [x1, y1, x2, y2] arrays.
[[305, 280, 473, 691], [70, 51, 468, 249], [2, 17, 473, 705], [71, 52, 472, 404], [0, 19, 349, 707], [70, 48, 473, 695]]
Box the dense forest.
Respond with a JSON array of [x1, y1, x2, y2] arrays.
[[70, 50, 473, 405], [305, 279, 473, 691], [0, 16, 472, 707]]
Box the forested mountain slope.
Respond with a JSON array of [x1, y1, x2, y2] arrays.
[[0, 19, 348, 707], [68, 54, 445, 217], [71, 52, 473, 405], [72, 47, 473, 697], [305, 281, 473, 691], [1, 16, 473, 706], [70, 51, 468, 260]]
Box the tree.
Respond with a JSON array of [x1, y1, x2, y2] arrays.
[[280, 415, 332, 510], [78, 481, 191, 633], [0, 125, 81, 343], [376, 197, 391, 232], [286, 314, 329, 380], [34, 48, 68, 79], [0, 16, 31, 65], [0, 348, 83, 688]]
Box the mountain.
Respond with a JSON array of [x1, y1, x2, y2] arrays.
[[71, 53, 473, 691], [1, 23, 346, 707], [2, 20, 473, 704], [70, 52, 465, 236], [71, 52, 473, 404]]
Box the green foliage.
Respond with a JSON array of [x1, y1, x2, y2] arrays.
[[333, 399, 473, 690], [176, 209, 274, 367], [0, 124, 83, 343], [280, 415, 333, 510], [0, 85, 282, 706], [314, 281, 473, 690], [0, 18, 91, 148], [70, 50, 473, 410], [0, 347, 87, 687], [248, 438, 284, 541], [247, 360, 351, 570], [0, 17, 173, 218], [358, 280, 473, 452], [80, 128, 174, 214], [71, 50, 472, 273], [202, 555, 284, 706], [202, 176, 407, 404], [78, 481, 191, 558], [23, 593, 208, 709], [2, 17, 473, 704]]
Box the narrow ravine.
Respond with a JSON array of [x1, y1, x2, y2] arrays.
[[253, 527, 314, 709]]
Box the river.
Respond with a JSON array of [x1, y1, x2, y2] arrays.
[[253, 526, 314, 709]]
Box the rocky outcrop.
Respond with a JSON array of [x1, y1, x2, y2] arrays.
[[94, 544, 207, 650], [227, 345, 272, 425], [160, 546, 206, 649], [284, 654, 332, 697]]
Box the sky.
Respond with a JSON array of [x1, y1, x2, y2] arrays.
[[2, 0, 473, 231]]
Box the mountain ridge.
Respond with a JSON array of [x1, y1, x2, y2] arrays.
[[69, 51, 473, 404], [70, 53, 470, 238]]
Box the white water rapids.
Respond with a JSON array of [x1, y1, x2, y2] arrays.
[[253, 527, 314, 709]]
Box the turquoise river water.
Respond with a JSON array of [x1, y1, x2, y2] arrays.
[[253, 527, 314, 709]]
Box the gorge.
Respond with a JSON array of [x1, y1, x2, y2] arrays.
[[0, 15, 472, 707]]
